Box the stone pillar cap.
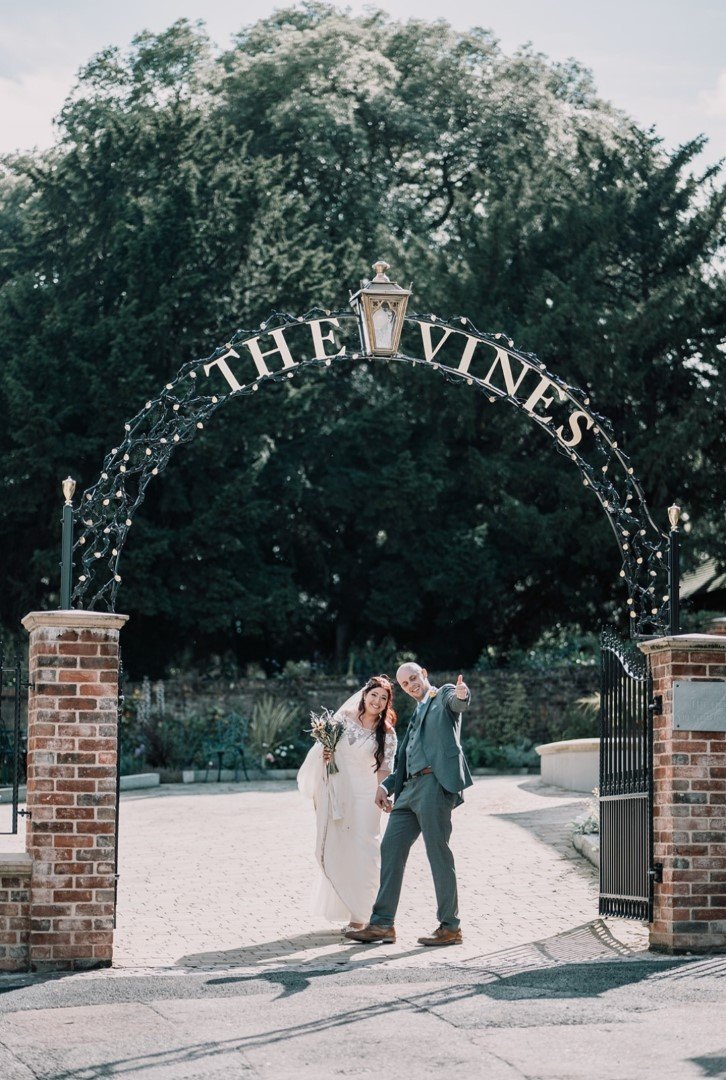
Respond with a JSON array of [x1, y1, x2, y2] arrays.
[[22, 610, 129, 633], [0, 853, 32, 875], [638, 633, 726, 655]]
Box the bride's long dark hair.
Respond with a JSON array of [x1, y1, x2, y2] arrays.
[[357, 675, 397, 772]]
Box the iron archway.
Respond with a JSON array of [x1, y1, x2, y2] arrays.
[[71, 306, 671, 635]]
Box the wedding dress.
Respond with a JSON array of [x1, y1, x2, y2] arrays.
[[297, 702, 397, 925]]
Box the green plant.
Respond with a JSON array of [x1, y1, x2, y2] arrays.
[[120, 706, 209, 772], [553, 702, 600, 741], [462, 736, 539, 771], [465, 676, 533, 746], [248, 695, 299, 767], [489, 627, 600, 672], [279, 659, 314, 679], [576, 692, 600, 716], [501, 740, 540, 769], [347, 637, 413, 681], [119, 685, 252, 774]]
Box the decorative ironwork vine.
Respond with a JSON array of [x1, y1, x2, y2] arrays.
[[71, 308, 671, 635]]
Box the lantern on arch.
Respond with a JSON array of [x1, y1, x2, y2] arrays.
[[349, 260, 411, 357]]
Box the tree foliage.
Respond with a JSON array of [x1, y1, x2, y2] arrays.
[[0, 5, 723, 674]]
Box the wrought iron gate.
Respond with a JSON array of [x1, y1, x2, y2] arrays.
[[0, 643, 28, 835], [599, 629, 656, 921]]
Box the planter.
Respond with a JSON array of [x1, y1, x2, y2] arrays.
[[471, 767, 538, 776], [181, 768, 248, 783], [119, 773, 160, 791], [180, 767, 298, 783], [572, 831, 600, 868], [535, 737, 599, 792], [0, 784, 26, 803]]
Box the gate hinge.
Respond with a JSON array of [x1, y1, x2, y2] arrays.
[[649, 862, 663, 884], [17, 809, 31, 819], [649, 695, 663, 716]]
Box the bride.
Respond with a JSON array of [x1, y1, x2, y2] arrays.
[[297, 675, 397, 930]]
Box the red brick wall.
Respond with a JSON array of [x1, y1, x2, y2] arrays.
[[22, 611, 127, 971], [0, 855, 31, 971], [642, 636, 726, 954]]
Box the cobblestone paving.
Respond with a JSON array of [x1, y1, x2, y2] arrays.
[[113, 776, 648, 972]]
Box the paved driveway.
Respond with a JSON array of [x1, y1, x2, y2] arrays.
[[8, 777, 725, 1080], [113, 775, 647, 971]]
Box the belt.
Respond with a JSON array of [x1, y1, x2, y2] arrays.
[[409, 767, 433, 779]]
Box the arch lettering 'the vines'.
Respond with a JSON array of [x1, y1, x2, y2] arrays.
[[72, 309, 670, 635]]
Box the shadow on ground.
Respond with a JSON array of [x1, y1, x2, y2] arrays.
[[176, 929, 430, 974], [4, 949, 723, 1080], [517, 778, 592, 799], [191, 928, 726, 1023], [689, 1052, 726, 1079], [177, 918, 647, 979], [494, 797, 594, 867]]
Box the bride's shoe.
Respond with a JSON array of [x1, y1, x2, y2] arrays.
[[342, 922, 365, 932]]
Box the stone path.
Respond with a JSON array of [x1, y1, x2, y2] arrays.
[[113, 775, 648, 972]]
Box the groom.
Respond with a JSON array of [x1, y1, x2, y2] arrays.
[[346, 662, 472, 946]]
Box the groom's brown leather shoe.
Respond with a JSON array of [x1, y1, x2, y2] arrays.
[[417, 925, 463, 946], [344, 924, 396, 944]]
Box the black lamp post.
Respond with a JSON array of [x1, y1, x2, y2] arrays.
[[60, 476, 76, 609], [668, 502, 681, 635]]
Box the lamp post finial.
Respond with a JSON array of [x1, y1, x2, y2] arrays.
[[668, 502, 681, 531], [62, 476, 76, 507]]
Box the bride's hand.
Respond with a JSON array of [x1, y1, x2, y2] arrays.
[[375, 787, 393, 813], [322, 748, 332, 764]]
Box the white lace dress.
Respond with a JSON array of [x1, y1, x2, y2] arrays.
[[297, 713, 397, 925]]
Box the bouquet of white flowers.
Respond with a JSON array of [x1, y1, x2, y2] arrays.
[[309, 707, 345, 776]]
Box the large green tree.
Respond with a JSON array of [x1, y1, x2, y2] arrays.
[[0, 6, 723, 674]]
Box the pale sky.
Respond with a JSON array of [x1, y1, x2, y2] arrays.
[[0, 0, 725, 169]]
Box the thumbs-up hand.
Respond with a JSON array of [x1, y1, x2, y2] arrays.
[[455, 674, 468, 700]]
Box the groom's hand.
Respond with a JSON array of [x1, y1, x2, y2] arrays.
[[455, 674, 469, 700], [375, 787, 393, 813]]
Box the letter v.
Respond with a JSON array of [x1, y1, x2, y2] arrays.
[[419, 323, 455, 361]]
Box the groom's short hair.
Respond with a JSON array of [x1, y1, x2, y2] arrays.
[[396, 661, 423, 680]]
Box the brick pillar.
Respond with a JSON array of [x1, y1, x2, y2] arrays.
[[0, 854, 32, 971], [21, 610, 128, 971], [639, 634, 726, 954]]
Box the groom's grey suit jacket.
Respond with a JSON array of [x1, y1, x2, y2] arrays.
[[383, 685, 473, 807]]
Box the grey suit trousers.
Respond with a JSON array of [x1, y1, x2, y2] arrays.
[[370, 773, 459, 930]]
